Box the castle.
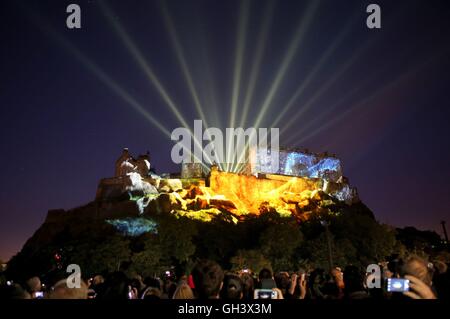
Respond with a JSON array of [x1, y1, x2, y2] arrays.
[[96, 147, 358, 208], [46, 147, 359, 228]]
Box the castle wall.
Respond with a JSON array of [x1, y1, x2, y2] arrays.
[[250, 148, 342, 182]]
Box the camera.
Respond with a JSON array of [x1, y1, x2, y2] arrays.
[[254, 289, 278, 299], [386, 278, 410, 292]]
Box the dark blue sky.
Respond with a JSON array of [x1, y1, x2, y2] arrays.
[[1, 0, 449, 261]]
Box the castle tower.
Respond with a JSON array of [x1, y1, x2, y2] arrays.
[[115, 148, 132, 176]]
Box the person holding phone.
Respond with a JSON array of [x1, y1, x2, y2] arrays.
[[400, 255, 437, 299], [25, 276, 42, 299], [402, 275, 436, 299]]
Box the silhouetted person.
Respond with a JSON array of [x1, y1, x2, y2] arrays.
[[343, 266, 369, 299], [191, 260, 224, 299], [220, 274, 244, 300]]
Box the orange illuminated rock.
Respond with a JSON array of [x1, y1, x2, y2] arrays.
[[186, 185, 204, 199], [208, 169, 320, 215], [147, 193, 182, 213], [209, 196, 237, 211]]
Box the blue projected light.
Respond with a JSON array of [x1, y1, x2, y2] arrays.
[[306, 158, 341, 178], [254, 148, 355, 202], [333, 184, 352, 202], [273, 150, 341, 180], [106, 217, 158, 236], [283, 152, 315, 176]]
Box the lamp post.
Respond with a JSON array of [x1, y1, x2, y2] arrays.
[[441, 221, 449, 246], [321, 220, 334, 272]]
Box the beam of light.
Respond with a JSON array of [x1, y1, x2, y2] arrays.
[[160, 2, 224, 172], [231, 0, 275, 174], [57, 32, 211, 171], [270, 17, 356, 129], [226, 0, 251, 172], [238, 0, 275, 129], [233, 1, 320, 173], [251, 36, 381, 171], [252, 0, 321, 131], [160, 3, 211, 132], [289, 84, 370, 145], [277, 6, 412, 136], [100, 2, 186, 128], [25, 13, 170, 139], [160, 6, 226, 173], [287, 52, 443, 146], [287, 63, 390, 144], [278, 37, 375, 137], [24, 4, 210, 171], [99, 2, 214, 167]]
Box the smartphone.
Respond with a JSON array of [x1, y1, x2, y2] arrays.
[[35, 291, 44, 298], [386, 278, 410, 292], [254, 289, 278, 299], [260, 278, 276, 289]]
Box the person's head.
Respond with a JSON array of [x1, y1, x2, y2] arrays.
[[258, 268, 272, 280], [0, 283, 31, 299], [26, 276, 41, 295], [309, 268, 325, 286], [331, 267, 343, 280], [144, 277, 161, 290], [191, 260, 224, 299], [401, 255, 433, 286], [274, 272, 290, 290], [172, 282, 194, 299], [130, 278, 143, 293], [48, 279, 88, 299], [92, 275, 104, 286], [343, 265, 365, 295], [142, 287, 161, 299], [433, 260, 448, 275], [387, 254, 403, 276], [240, 273, 254, 300], [220, 274, 244, 300], [331, 267, 345, 289], [96, 272, 130, 300], [166, 281, 178, 299]]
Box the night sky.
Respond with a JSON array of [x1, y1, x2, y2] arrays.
[[1, 0, 450, 261]]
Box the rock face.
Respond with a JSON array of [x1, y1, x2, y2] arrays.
[[39, 167, 365, 240], [94, 165, 360, 221], [97, 148, 358, 216], [96, 173, 157, 201], [208, 168, 322, 214], [158, 179, 183, 192]]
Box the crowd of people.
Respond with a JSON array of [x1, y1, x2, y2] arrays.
[[1, 255, 448, 300]]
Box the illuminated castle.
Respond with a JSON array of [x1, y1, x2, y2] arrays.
[[93, 147, 358, 222]]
